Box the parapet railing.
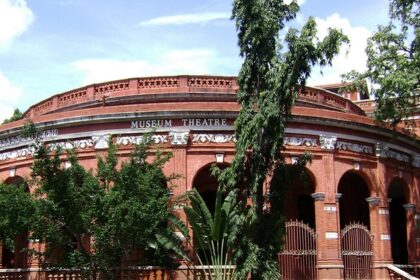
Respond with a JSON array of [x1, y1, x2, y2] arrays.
[[23, 76, 365, 118]]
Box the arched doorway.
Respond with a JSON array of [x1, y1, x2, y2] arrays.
[[388, 178, 409, 264], [192, 163, 229, 214], [283, 167, 316, 228], [191, 163, 229, 264], [2, 176, 29, 268], [338, 171, 370, 229]]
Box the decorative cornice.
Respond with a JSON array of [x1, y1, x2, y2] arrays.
[[319, 135, 337, 150]]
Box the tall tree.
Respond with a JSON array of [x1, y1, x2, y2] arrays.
[[342, 0, 419, 129], [217, 0, 348, 278], [2, 109, 23, 125]]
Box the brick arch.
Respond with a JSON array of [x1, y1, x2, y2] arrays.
[[4, 176, 29, 192], [1, 175, 30, 269], [336, 168, 374, 197], [191, 162, 230, 193], [387, 176, 410, 203], [338, 170, 371, 229]]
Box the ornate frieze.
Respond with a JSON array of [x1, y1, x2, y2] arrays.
[[386, 149, 410, 163], [0, 147, 36, 161], [284, 137, 317, 147], [116, 135, 167, 145], [49, 139, 94, 150], [169, 131, 189, 146], [0, 129, 58, 150], [192, 134, 236, 144], [319, 135, 337, 150], [336, 141, 373, 154]]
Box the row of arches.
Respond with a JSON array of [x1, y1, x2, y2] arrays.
[[192, 163, 411, 265]]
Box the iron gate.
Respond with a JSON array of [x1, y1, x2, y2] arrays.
[[341, 223, 373, 279], [279, 220, 317, 280]]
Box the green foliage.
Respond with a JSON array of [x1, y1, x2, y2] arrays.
[[2, 109, 23, 125], [0, 183, 34, 249], [219, 0, 348, 278], [94, 137, 180, 271], [30, 146, 104, 270], [342, 0, 419, 129]]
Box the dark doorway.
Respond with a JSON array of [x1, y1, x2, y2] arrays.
[[388, 178, 408, 264], [283, 168, 316, 229], [191, 163, 229, 264], [338, 172, 370, 229], [2, 177, 29, 268]]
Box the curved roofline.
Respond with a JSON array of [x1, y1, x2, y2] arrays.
[[22, 75, 365, 118]]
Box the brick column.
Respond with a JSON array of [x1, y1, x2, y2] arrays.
[[403, 203, 417, 264], [366, 196, 390, 279], [169, 130, 189, 196], [316, 135, 343, 279]]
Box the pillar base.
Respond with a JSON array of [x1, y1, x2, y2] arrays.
[[317, 261, 343, 280]]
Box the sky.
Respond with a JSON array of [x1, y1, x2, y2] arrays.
[[0, 0, 390, 122]]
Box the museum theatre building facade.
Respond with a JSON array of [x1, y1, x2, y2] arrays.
[[0, 75, 419, 279]]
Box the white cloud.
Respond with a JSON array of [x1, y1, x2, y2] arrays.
[[0, 0, 34, 48], [308, 13, 371, 86], [138, 12, 230, 26], [71, 49, 236, 85], [0, 71, 22, 122]]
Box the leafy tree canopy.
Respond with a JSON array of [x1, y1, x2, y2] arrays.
[[215, 0, 348, 278], [2, 109, 23, 125], [342, 0, 419, 129]]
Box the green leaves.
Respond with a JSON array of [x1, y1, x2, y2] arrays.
[[226, 0, 348, 278], [0, 184, 33, 249], [342, 0, 419, 130]]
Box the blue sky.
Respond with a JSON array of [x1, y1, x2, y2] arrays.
[[0, 0, 389, 121]]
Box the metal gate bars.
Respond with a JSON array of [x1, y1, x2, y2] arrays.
[[279, 220, 317, 280], [341, 223, 373, 279]]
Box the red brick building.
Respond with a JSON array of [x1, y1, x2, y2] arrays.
[[0, 75, 419, 279]]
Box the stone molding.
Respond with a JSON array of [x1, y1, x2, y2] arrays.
[[335, 193, 342, 202], [366, 196, 381, 206], [311, 192, 326, 201], [319, 135, 337, 150], [413, 155, 420, 168], [403, 203, 416, 211]]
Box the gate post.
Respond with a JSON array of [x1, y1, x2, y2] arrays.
[[312, 191, 343, 279], [366, 196, 388, 279]]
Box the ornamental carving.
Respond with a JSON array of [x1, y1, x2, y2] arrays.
[[0, 129, 58, 150], [386, 149, 410, 163], [48, 139, 94, 151], [375, 142, 388, 158], [116, 135, 168, 145], [336, 141, 373, 154], [92, 135, 110, 149], [192, 134, 236, 144], [169, 131, 189, 146], [0, 147, 36, 161], [413, 155, 420, 168], [319, 135, 337, 150], [284, 137, 317, 147]]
